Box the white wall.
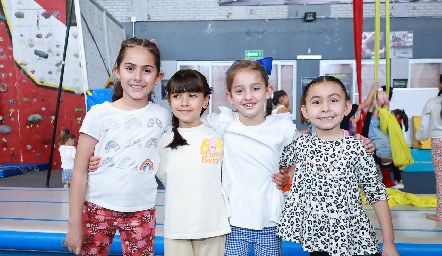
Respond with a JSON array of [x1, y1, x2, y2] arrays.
[[76, 0, 125, 90]]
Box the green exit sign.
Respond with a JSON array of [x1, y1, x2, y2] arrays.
[[245, 50, 263, 60]]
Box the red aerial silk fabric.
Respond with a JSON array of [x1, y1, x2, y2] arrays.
[[353, 0, 363, 134]]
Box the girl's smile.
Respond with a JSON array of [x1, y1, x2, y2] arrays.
[[301, 81, 351, 138], [113, 46, 163, 109], [169, 92, 209, 128], [226, 71, 273, 126]]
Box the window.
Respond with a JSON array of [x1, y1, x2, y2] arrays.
[[409, 59, 442, 88], [320, 60, 389, 107], [361, 59, 386, 100], [320, 60, 356, 102]]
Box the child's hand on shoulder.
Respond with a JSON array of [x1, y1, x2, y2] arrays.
[[354, 133, 375, 154]]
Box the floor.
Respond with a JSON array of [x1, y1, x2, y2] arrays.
[[0, 169, 433, 194], [0, 170, 441, 255]]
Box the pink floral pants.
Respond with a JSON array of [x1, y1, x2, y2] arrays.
[[431, 138, 442, 218], [81, 201, 156, 256]]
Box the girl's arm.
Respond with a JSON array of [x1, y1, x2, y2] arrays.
[[416, 99, 435, 141], [359, 82, 379, 110], [272, 165, 294, 191], [276, 139, 297, 190], [283, 165, 295, 179], [371, 200, 399, 256], [65, 134, 97, 255], [358, 143, 398, 256]]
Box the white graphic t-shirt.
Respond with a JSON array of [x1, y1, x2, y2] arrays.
[[80, 101, 172, 212]]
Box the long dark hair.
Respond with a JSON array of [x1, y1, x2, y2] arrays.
[[112, 37, 161, 102], [391, 109, 409, 132], [166, 69, 211, 149], [265, 90, 288, 116]]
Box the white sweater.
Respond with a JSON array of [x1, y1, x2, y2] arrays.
[[204, 107, 300, 230], [416, 95, 442, 141]]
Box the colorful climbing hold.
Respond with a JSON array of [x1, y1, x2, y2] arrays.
[[27, 114, 43, 124], [34, 49, 48, 59]]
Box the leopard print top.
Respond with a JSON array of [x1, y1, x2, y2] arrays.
[[277, 133, 387, 256]]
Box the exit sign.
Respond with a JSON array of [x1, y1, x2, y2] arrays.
[[245, 50, 263, 60]]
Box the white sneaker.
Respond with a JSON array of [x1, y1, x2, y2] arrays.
[[391, 183, 404, 189]]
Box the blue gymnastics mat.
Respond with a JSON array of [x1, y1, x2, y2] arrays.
[[1, 188, 441, 256], [404, 149, 433, 172], [1, 231, 441, 256], [0, 163, 49, 178]]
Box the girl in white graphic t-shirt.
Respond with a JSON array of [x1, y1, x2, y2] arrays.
[[156, 69, 230, 256], [65, 37, 171, 256]]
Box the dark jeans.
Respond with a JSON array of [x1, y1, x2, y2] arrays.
[[311, 252, 381, 256]]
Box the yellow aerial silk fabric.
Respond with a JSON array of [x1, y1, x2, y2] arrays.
[[377, 107, 414, 169], [362, 188, 437, 208]]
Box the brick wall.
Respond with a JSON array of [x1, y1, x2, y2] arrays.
[[95, 0, 133, 22], [95, 0, 442, 23]]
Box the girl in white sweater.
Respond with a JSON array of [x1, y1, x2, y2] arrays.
[[416, 74, 442, 222], [203, 60, 299, 256]]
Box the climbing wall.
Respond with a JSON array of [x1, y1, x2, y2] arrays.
[[0, 0, 85, 168]]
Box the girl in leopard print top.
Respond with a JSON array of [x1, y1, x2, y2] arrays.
[[277, 76, 399, 256]]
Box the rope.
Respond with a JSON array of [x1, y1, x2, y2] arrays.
[[374, 0, 380, 83], [385, 0, 391, 96], [80, 13, 111, 77]]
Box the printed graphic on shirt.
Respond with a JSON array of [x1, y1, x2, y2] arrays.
[[200, 137, 222, 164], [140, 159, 154, 172], [119, 158, 137, 171], [102, 119, 120, 131], [147, 117, 163, 128], [156, 118, 163, 128], [125, 118, 143, 129], [145, 138, 158, 148], [101, 157, 115, 167], [147, 118, 155, 127], [124, 138, 141, 149], [105, 141, 120, 153]]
